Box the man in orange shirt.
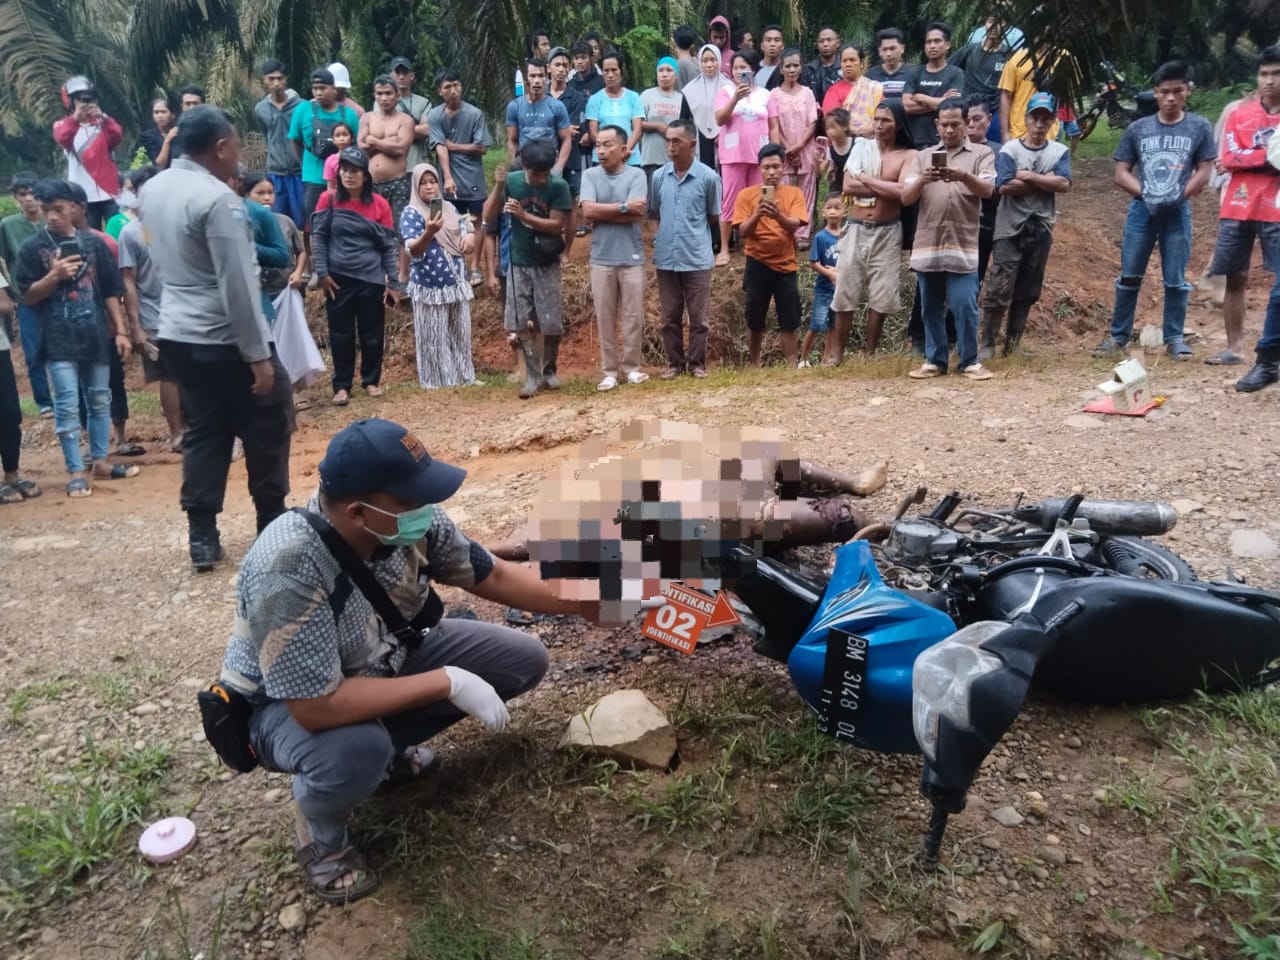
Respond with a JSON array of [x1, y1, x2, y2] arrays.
[[733, 142, 809, 367]]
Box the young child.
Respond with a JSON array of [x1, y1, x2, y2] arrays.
[[321, 122, 355, 193], [818, 108, 853, 195], [800, 195, 844, 366]]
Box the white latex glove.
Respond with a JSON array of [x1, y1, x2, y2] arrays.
[[443, 666, 509, 732]]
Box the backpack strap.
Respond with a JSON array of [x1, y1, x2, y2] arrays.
[[294, 508, 441, 653]]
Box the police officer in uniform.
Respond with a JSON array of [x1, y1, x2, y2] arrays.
[[139, 105, 294, 571]]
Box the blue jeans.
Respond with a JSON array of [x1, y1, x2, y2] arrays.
[[917, 270, 980, 371], [16, 304, 51, 410], [47, 359, 110, 474], [1109, 199, 1193, 345], [1259, 273, 1280, 352]]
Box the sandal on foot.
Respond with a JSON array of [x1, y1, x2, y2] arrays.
[[295, 843, 381, 905], [65, 478, 93, 498], [11, 478, 40, 499], [114, 442, 146, 457], [0, 484, 22, 504], [1204, 350, 1245, 366], [169, 435, 184, 453], [364, 384, 384, 397], [1167, 341, 1193, 360], [908, 363, 942, 379], [97, 463, 140, 480], [294, 397, 313, 411], [331, 390, 350, 406]]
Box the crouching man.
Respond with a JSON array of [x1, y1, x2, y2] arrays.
[[218, 418, 594, 904]]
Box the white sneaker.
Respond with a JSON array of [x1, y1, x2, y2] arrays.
[[597, 375, 618, 392], [797, 360, 810, 369], [626, 370, 650, 385], [962, 363, 993, 381]]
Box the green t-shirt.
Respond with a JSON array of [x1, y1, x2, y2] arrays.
[[504, 171, 573, 268], [105, 213, 130, 240], [287, 101, 360, 185], [0, 214, 41, 281]]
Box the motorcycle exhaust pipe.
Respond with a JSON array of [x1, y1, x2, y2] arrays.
[[1017, 498, 1178, 536]]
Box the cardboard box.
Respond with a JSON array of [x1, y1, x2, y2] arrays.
[[1097, 358, 1149, 413]]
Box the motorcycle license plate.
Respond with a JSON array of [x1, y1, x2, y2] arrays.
[[816, 628, 869, 745]]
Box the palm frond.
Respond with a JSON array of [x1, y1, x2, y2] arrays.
[[0, 0, 82, 124], [128, 0, 244, 95]]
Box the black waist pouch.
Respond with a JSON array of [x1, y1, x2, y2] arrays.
[[197, 682, 260, 773]]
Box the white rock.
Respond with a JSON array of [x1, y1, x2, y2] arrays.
[[1230, 529, 1279, 560], [991, 805, 1025, 828], [278, 903, 306, 932], [1171, 499, 1204, 516], [1064, 414, 1104, 430], [559, 689, 677, 770], [131, 702, 161, 716]]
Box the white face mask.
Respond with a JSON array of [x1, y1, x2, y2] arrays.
[[117, 189, 138, 211]]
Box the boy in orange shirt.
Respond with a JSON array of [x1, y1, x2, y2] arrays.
[[733, 142, 809, 367]]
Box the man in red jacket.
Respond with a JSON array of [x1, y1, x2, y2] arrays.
[[52, 76, 123, 231]]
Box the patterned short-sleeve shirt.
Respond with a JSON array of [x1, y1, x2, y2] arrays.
[[220, 498, 495, 703]]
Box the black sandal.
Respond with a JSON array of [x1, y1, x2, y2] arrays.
[[295, 843, 381, 905]]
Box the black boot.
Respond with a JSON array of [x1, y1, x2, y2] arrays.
[[517, 335, 540, 399], [1236, 347, 1280, 393], [979, 308, 1003, 361], [188, 511, 225, 573], [256, 500, 286, 535], [541, 335, 561, 390]]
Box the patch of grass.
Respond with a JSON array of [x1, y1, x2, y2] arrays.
[[20, 389, 159, 420], [140, 888, 229, 960], [6, 678, 71, 722], [0, 734, 172, 928], [1135, 689, 1280, 949], [405, 900, 558, 960], [1104, 763, 1169, 821], [631, 752, 736, 836], [89, 670, 138, 710]]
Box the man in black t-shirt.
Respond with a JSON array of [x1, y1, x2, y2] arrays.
[[866, 27, 917, 101], [903, 22, 965, 147], [950, 22, 1009, 136]]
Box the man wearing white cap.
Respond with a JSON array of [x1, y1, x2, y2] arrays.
[[328, 62, 366, 118]]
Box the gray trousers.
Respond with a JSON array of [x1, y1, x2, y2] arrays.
[[248, 618, 549, 854]]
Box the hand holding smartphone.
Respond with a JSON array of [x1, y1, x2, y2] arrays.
[[761, 185, 775, 202], [930, 149, 948, 169], [428, 198, 443, 219]]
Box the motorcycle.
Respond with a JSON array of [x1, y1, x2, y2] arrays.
[[730, 490, 1280, 755], [1076, 60, 1158, 141]]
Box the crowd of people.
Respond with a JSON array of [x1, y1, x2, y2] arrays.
[[0, 23, 1278, 515]]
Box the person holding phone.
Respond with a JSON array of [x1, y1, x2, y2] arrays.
[[401, 163, 477, 389], [312, 147, 403, 406], [12, 179, 137, 498], [714, 49, 772, 265], [52, 77, 123, 230]]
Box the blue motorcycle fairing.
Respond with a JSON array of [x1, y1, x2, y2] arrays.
[[787, 540, 956, 754]]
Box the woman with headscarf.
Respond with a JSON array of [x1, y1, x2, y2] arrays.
[[714, 48, 771, 265], [821, 44, 883, 138], [400, 163, 477, 389], [683, 44, 731, 171]]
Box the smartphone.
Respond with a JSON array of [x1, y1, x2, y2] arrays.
[[57, 239, 82, 260], [761, 185, 775, 202], [737, 71, 752, 86], [930, 150, 948, 169], [815, 136, 830, 150], [428, 198, 443, 218]]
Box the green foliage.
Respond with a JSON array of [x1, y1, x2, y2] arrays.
[[406, 901, 557, 960], [1, 736, 172, 927], [612, 25, 669, 90]]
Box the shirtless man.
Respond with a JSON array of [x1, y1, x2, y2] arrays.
[[359, 75, 415, 280], [825, 102, 915, 363]]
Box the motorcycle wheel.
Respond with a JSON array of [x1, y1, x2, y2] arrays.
[[1097, 535, 1195, 581], [1077, 113, 1098, 141]]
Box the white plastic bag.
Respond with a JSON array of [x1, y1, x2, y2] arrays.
[[272, 288, 326, 387]]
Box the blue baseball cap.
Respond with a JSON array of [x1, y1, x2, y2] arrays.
[[1026, 92, 1055, 116], [319, 419, 466, 504]]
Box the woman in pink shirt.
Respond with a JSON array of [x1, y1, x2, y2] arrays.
[[714, 49, 771, 266], [767, 49, 820, 247]]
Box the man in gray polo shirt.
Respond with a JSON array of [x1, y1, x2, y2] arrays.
[[580, 124, 649, 391], [651, 118, 720, 378], [139, 105, 294, 572]]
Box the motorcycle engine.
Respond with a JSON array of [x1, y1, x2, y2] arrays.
[[882, 520, 963, 569]]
